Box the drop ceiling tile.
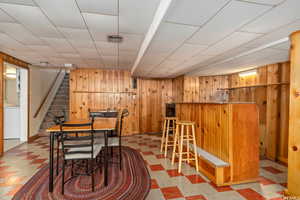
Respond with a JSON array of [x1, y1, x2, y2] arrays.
[[203, 31, 262, 55], [168, 44, 208, 61], [58, 27, 92, 40], [69, 40, 95, 49], [0, 32, 29, 50], [165, 0, 229, 26], [0, 3, 61, 38], [0, 22, 45, 45], [34, 0, 85, 29], [242, 0, 300, 33], [41, 37, 77, 53], [27, 45, 57, 55], [243, 0, 285, 5], [243, 20, 300, 48], [76, 0, 118, 16], [271, 41, 290, 50], [0, 0, 35, 6], [153, 22, 198, 42], [0, 9, 16, 22], [188, 1, 271, 45], [77, 48, 99, 59], [119, 0, 161, 34], [139, 52, 169, 67], [82, 12, 117, 41], [147, 40, 181, 53]]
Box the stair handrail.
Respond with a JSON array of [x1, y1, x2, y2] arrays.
[[33, 69, 63, 118]]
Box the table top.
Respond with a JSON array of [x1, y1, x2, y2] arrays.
[[46, 118, 117, 132]]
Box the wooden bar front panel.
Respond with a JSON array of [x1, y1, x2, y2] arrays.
[[176, 103, 259, 184]]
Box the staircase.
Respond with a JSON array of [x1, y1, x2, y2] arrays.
[[39, 73, 69, 135]]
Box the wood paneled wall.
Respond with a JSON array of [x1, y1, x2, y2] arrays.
[[70, 62, 289, 163], [69, 69, 173, 135], [228, 62, 290, 162], [176, 62, 290, 162]]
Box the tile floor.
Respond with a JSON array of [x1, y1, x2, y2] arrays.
[[0, 133, 287, 200], [3, 139, 22, 152]]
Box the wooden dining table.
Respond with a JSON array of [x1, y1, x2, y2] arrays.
[[46, 118, 117, 192]]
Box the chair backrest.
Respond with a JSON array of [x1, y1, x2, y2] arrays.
[[117, 109, 129, 137], [59, 122, 95, 159], [89, 108, 118, 119]]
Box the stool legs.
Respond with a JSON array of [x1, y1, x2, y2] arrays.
[[192, 124, 199, 171], [187, 125, 190, 163], [164, 119, 170, 157], [172, 124, 179, 165], [178, 124, 184, 173], [160, 119, 167, 152]]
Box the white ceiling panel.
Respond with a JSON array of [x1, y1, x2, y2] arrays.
[[165, 0, 229, 26], [139, 52, 169, 67], [35, 0, 85, 29], [0, 9, 16, 22], [0, 3, 61, 38], [41, 37, 77, 53], [271, 41, 290, 50], [0, 22, 45, 45], [119, 0, 161, 35], [242, 0, 300, 34], [70, 40, 95, 49], [0, 32, 29, 50], [203, 31, 262, 55], [243, 19, 300, 48], [153, 22, 198, 42], [58, 27, 92, 40], [188, 1, 271, 45], [0, 0, 35, 6], [168, 44, 208, 61], [27, 45, 58, 56], [76, 0, 118, 16], [77, 48, 99, 59], [147, 40, 182, 53], [82, 12, 117, 41]]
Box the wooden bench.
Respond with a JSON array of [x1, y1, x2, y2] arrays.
[[189, 144, 230, 186]]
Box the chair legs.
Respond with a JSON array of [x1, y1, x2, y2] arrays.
[[56, 136, 59, 176], [91, 159, 95, 192], [119, 146, 122, 170], [62, 160, 65, 195]]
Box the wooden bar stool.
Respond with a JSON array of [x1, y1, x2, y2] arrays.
[[160, 117, 177, 157], [171, 121, 199, 173]]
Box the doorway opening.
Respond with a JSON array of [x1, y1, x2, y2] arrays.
[[3, 62, 28, 152]]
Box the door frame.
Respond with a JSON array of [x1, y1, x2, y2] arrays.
[[0, 52, 29, 156]]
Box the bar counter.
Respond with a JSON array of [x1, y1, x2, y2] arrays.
[[174, 102, 259, 186]]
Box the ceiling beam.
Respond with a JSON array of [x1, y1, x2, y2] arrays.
[[131, 0, 173, 75]]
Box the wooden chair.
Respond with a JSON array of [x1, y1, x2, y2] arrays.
[[107, 109, 129, 170], [50, 112, 66, 176], [171, 121, 199, 173], [160, 117, 177, 157], [59, 121, 103, 194]]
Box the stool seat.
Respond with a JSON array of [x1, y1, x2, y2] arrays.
[[176, 121, 195, 126], [165, 117, 177, 120]]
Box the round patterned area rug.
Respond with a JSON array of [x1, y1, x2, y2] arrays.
[[13, 146, 151, 200]]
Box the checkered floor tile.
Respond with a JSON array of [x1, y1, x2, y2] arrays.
[[0, 133, 287, 200]]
